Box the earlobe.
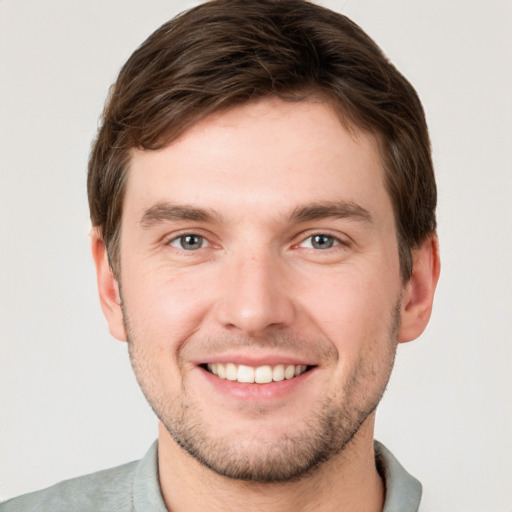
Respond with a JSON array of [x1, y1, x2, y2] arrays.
[[398, 235, 440, 343], [90, 229, 127, 342]]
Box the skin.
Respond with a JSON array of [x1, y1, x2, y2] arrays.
[[93, 98, 440, 512]]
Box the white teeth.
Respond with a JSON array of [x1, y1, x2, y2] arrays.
[[255, 365, 273, 384], [225, 363, 238, 381], [206, 362, 309, 383], [295, 365, 307, 376], [217, 363, 226, 379], [237, 365, 255, 383], [284, 365, 295, 380], [272, 364, 285, 382]]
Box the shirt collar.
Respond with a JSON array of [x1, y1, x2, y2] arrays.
[[132, 440, 422, 511], [375, 440, 422, 512]]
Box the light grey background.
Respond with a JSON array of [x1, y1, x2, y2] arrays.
[[1, 0, 511, 509]]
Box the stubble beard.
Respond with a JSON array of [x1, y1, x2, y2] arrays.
[[124, 302, 400, 484]]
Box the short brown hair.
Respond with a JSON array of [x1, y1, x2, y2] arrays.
[[88, 0, 436, 281]]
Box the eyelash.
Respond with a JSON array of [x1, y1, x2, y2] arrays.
[[298, 234, 344, 250], [168, 234, 210, 251], [166, 232, 349, 253]]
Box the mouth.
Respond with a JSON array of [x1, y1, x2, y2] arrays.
[[201, 363, 313, 384]]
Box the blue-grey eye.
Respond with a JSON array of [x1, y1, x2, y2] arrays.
[[170, 234, 206, 250], [301, 234, 339, 250]]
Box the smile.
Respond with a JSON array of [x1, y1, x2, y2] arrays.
[[205, 363, 310, 384]]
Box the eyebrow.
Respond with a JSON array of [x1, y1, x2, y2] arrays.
[[140, 200, 373, 228], [140, 202, 219, 228], [289, 201, 373, 224]]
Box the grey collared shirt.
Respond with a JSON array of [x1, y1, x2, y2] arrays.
[[0, 440, 421, 511]]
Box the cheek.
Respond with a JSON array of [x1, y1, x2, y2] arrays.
[[121, 265, 212, 352], [121, 275, 204, 397], [297, 265, 401, 354], [305, 276, 400, 401]]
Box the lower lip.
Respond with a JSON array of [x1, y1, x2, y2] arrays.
[[199, 366, 315, 401]]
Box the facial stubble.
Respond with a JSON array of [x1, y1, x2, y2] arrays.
[[123, 300, 400, 483]]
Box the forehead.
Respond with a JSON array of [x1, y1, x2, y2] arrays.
[[124, 98, 391, 225]]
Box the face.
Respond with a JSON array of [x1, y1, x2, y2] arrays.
[[109, 99, 408, 481]]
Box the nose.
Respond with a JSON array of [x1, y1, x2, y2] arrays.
[[215, 249, 296, 336]]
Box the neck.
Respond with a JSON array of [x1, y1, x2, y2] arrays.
[[157, 417, 384, 512]]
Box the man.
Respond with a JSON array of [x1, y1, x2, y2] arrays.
[[1, 0, 440, 510]]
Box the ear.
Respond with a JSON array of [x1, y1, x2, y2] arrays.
[[398, 234, 440, 343], [90, 229, 127, 342]]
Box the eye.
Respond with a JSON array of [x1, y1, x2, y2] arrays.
[[169, 234, 208, 251], [300, 234, 340, 250]]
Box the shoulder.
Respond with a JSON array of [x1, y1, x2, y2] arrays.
[[0, 459, 139, 512]]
